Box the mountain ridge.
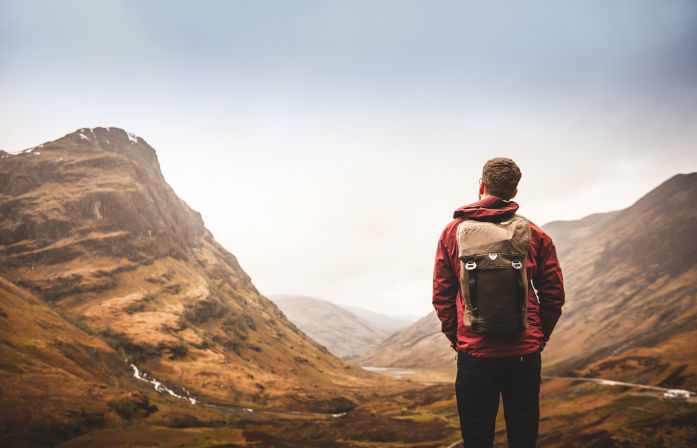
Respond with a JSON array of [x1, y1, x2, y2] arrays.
[[0, 127, 380, 421]]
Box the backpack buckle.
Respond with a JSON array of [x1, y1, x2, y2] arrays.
[[465, 260, 477, 270], [512, 260, 522, 270]]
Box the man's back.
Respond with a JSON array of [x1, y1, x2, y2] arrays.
[[432, 158, 565, 448], [433, 196, 564, 356]]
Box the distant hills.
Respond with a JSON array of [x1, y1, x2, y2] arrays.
[[269, 294, 389, 358], [360, 173, 697, 392], [357, 312, 452, 367], [343, 305, 420, 335]]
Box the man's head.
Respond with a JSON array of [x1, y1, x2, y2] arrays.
[[479, 157, 521, 201]]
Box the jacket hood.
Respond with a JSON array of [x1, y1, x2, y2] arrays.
[[453, 196, 519, 221]]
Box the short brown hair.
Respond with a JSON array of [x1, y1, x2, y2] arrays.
[[482, 158, 521, 200]]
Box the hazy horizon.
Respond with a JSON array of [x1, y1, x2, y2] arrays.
[[2, 0, 696, 316]]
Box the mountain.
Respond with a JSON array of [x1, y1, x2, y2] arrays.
[[357, 311, 453, 367], [541, 172, 697, 389], [344, 305, 420, 335], [0, 128, 376, 420], [0, 127, 491, 448], [359, 173, 697, 390], [269, 295, 388, 358]]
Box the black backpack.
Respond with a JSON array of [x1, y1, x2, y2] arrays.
[[456, 215, 531, 336]]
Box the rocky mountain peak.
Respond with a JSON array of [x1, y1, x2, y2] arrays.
[[0, 127, 208, 252], [56, 127, 163, 179]]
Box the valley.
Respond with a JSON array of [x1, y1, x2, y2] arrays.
[[1, 128, 696, 447]]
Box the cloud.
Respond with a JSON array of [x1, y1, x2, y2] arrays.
[[1, 0, 696, 315]]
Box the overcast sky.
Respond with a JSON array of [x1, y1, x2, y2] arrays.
[[2, 0, 696, 316]]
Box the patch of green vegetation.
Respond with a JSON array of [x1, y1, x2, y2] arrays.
[[107, 396, 157, 420], [107, 398, 137, 420], [23, 343, 43, 358], [25, 418, 84, 447], [213, 333, 242, 355], [124, 301, 146, 314], [57, 341, 76, 361], [182, 299, 226, 325], [221, 309, 256, 338], [399, 413, 439, 422], [39, 274, 118, 303], [182, 305, 258, 356], [24, 410, 104, 447], [0, 344, 23, 373], [124, 293, 156, 314], [157, 414, 226, 428], [54, 308, 94, 335], [168, 340, 188, 360], [98, 327, 150, 366], [52, 424, 248, 448]]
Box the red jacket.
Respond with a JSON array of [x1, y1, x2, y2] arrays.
[[432, 196, 565, 357]]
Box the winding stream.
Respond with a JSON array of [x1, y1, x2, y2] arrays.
[[130, 363, 198, 405], [128, 361, 347, 417]]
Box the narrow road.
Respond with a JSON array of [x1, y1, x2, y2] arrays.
[[543, 375, 697, 402]]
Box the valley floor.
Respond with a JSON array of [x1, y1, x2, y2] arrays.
[[55, 377, 463, 448], [5, 364, 696, 447]]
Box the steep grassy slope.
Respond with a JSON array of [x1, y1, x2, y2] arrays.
[[0, 276, 134, 446], [543, 173, 697, 389], [270, 294, 388, 358], [0, 128, 375, 413]]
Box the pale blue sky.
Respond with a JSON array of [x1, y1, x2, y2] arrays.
[[2, 0, 696, 315]]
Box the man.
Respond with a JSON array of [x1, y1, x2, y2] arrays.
[[433, 157, 564, 448]]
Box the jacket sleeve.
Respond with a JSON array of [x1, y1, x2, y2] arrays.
[[432, 227, 459, 347], [532, 232, 565, 341]]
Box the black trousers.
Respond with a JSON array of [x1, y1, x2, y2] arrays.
[[455, 351, 541, 448]]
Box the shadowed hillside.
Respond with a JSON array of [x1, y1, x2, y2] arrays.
[[0, 276, 131, 444], [543, 172, 697, 390]]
